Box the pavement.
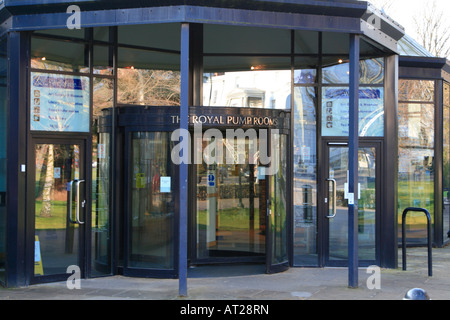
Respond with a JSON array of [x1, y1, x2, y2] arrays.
[[0, 246, 449, 301]]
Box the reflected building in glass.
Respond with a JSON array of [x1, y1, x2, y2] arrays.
[[0, 0, 448, 288]]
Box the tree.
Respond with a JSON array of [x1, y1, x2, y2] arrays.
[[40, 144, 54, 218], [413, 0, 450, 58]]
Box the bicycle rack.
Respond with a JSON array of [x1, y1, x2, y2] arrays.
[[401, 207, 432, 277]]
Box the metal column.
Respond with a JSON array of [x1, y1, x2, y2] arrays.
[[179, 23, 190, 297], [348, 34, 360, 288]]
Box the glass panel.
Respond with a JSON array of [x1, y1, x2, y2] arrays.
[[91, 77, 113, 276], [321, 87, 384, 137], [322, 58, 384, 84], [293, 86, 318, 266], [399, 80, 435, 102], [34, 144, 81, 276], [322, 61, 350, 84], [94, 27, 110, 42], [0, 37, 7, 283], [129, 132, 175, 269], [294, 57, 319, 70], [444, 83, 450, 241], [94, 45, 113, 76], [322, 32, 349, 55], [118, 48, 180, 106], [269, 134, 288, 265], [203, 56, 290, 73], [294, 30, 319, 54], [30, 72, 90, 132], [203, 68, 291, 109], [294, 69, 317, 84], [398, 103, 435, 244], [204, 25, 291, 54], [35, 28, 85, 39], [31, 37, 89, 73], [327, 147, 377, 262], [118, 24, 180, 51], [196, 136, 266, 259], [360, 58, 384, 85]]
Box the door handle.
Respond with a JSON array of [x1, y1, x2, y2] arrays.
[[68, 180, 77, 224], [76, 180, 85, 225], [326, 178, 336, 219]]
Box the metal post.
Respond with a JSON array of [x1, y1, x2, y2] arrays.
[[402, 207, 433, 277], [179, 23, 190, 297], [348, 34, 360, 288]]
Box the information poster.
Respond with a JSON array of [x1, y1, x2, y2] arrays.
[[30, 72, 90, 132], [160, 177, 171, 193], [322, 87, 384, 137]]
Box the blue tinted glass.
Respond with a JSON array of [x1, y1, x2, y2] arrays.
[[294, 69, 317, 84]]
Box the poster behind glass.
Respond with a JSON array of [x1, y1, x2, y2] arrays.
[[30, 72, 90, 132], [321, 87, 384, 137]]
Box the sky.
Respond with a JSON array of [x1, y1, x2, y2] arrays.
[[362, 0, 450, 42]]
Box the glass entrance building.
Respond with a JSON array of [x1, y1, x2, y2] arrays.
[[0, 0, 449, 287]]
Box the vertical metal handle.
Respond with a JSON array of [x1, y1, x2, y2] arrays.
[[76, 180, 85, 224], [68, 180, 77, 224], [326, 178, 337, 219]]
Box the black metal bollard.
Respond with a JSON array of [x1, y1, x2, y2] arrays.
[[401, 207, 432, 277]]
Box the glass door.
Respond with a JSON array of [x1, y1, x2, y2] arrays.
[[266, 134, 289, 273], [124, 131, 177, 278], [323, 141, 380, 267], [194, 134, 266, 263], [31, 140, 86, 283]]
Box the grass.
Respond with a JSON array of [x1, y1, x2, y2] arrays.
[[35, 200, 72, 230], [197, 207, 263, 231]]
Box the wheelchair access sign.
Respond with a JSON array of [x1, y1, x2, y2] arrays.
[[207, 173, 216, 187]]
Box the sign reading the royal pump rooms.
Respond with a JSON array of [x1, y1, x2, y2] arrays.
[[322, 87, 384, 137], [30, 72, 90, 132], [171, 114, 279, 127]]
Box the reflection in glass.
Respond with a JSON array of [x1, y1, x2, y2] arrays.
[[203, 70, 291, 109], [444, 83, 450, 241], [269, 135, 288, 266], [91, 77, 113, 276], [322, 58, 384, 84], [294, 69, 317, 84], [196, 136, 265, 260], [129, 132, 175, 269], [34, 144, 80, 276], [31, 37, 89, 73], [293, 86, 318, 266], [328, 147, 377, 262], [398, 100, 435, 245], [399, 80, 435, 102], [117, 46, 180, 106], [94, 45, 114, 76]]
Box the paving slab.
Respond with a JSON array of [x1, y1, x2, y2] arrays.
[[0, 247, 449, 301]]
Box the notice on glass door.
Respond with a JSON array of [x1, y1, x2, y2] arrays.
[[30, 72, 90, 132], [160, 176, 171, 193]]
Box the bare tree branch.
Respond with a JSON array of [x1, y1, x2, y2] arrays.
[[413, 0, 450, 58]]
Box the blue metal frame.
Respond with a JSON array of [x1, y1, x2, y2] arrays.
[[348, 33, 360, 288], [178, 22, 189, 297]]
